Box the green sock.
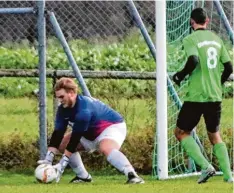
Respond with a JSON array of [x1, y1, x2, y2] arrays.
[[181, 136, 210, 170], [213, 142, 232, 180]]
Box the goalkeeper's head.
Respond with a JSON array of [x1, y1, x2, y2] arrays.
[[54, 77, 78, 108], [190, 8, 209, 30]]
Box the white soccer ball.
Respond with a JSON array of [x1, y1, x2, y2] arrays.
[[35, 164, 57, 183]]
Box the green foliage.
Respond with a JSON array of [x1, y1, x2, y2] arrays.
[[0, 78, 38, 97], [87, 79, 155, 99], [121, 126, 154, 174], [0, 77, 157, 99], [0, 46, 38, 69], [0, 33, 155, 71], [223, 82, 233, 98], [0, 116, 232, 173], [0, 127, 154, 173], [0, 33, 232, 100], [0, 132, 39, 170], [0, 33, 233, 175]]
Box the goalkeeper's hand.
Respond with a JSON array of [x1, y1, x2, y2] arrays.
[[53, 163, 63, 183], [37, 159, 52, 165], [37, 151, 55, 165], [53, 155, 69, 183]]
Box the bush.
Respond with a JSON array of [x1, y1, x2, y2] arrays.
[[0, 126, 232, 174], [0, 33, 155, 71], [0, 132, 39, 170], [0, 127, 154, 174]]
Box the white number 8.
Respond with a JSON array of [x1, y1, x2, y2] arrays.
[[207, 47, 217, 69]]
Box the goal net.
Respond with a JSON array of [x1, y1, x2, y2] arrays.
[[153, 0, 233, 179]]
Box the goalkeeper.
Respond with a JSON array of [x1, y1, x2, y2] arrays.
[[37, 77, 144, 184], [172, 8, 233, 184]]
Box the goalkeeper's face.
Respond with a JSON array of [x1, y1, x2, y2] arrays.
[[56, 89, 76, 108]]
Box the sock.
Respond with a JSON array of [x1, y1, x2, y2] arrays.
[[107, 149, 135, 176], [69, 152, 89, 179], [181, 136, 210, 170], [213, 142, 232, 180]]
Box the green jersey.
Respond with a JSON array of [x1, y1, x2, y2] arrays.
[[183, 29, 231, 102]]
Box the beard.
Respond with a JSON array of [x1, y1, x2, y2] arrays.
[[62, 99, 73, 108]]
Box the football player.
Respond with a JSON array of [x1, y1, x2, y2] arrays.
[[173, 7, 233, 183], [38, 77, 144, 184]]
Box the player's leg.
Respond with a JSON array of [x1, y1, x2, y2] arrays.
[[175, 102, 215, 183], [97, 122, 144, 184], [204, 102, 233, 182], [58, 132, 91, 183], [68, 152, 92, 183]]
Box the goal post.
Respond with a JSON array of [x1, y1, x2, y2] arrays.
[[153, 0, 233, 179], [155, 0, 168, 180]]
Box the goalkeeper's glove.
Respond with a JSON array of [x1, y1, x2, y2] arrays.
[[37, 151, 55, 165], [53, 154, 69, 183]]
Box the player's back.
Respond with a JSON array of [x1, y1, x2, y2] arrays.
[[78, 95, 123, 124], [183, 29, 228, 102], [186, 30, 223, 68], [77, 95, 124, 140]]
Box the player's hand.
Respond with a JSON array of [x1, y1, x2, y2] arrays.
[[37, 159, 52, 165], [172, 72, 182, 86], [53, 163, 63, 183], [53, 155, 69, 183], [37, 151, 55, 165]]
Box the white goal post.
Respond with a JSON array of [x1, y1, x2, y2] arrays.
[[156, 0, 168, 180]]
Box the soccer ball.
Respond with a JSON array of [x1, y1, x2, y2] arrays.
[[35, 164, 57, 183]]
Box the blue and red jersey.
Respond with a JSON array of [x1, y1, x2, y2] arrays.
[[55, 95, 123, 140]]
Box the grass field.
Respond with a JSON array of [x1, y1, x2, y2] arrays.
[[0, 97, 232, 191], [0, 170, 233, 193], [0, 97, 155, 138], [0, 97, 232, 138]]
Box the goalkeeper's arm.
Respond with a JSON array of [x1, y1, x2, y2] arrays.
[[54, 114, 90, 172], [37, 129, 66, 165], [52, 132, 83, 183]]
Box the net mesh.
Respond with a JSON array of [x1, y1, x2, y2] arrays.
[[0, 1, 156, 171], [0, 1, 232, 175], [153, 0, 233, 178]]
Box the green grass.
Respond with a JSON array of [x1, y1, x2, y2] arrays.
[[0, 97, 155, 138], [220, 98, 233, 129], [0, 98, 40, 138], [0, 171, 232, 193], [0, 97, 232, 139], [0, 97, 232, 192]]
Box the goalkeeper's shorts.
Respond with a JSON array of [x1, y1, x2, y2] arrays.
[[80, 122, 127, 153]]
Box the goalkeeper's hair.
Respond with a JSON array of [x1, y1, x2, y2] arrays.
[[54, 77, 78, 93], [191, 8, 207, 25]]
